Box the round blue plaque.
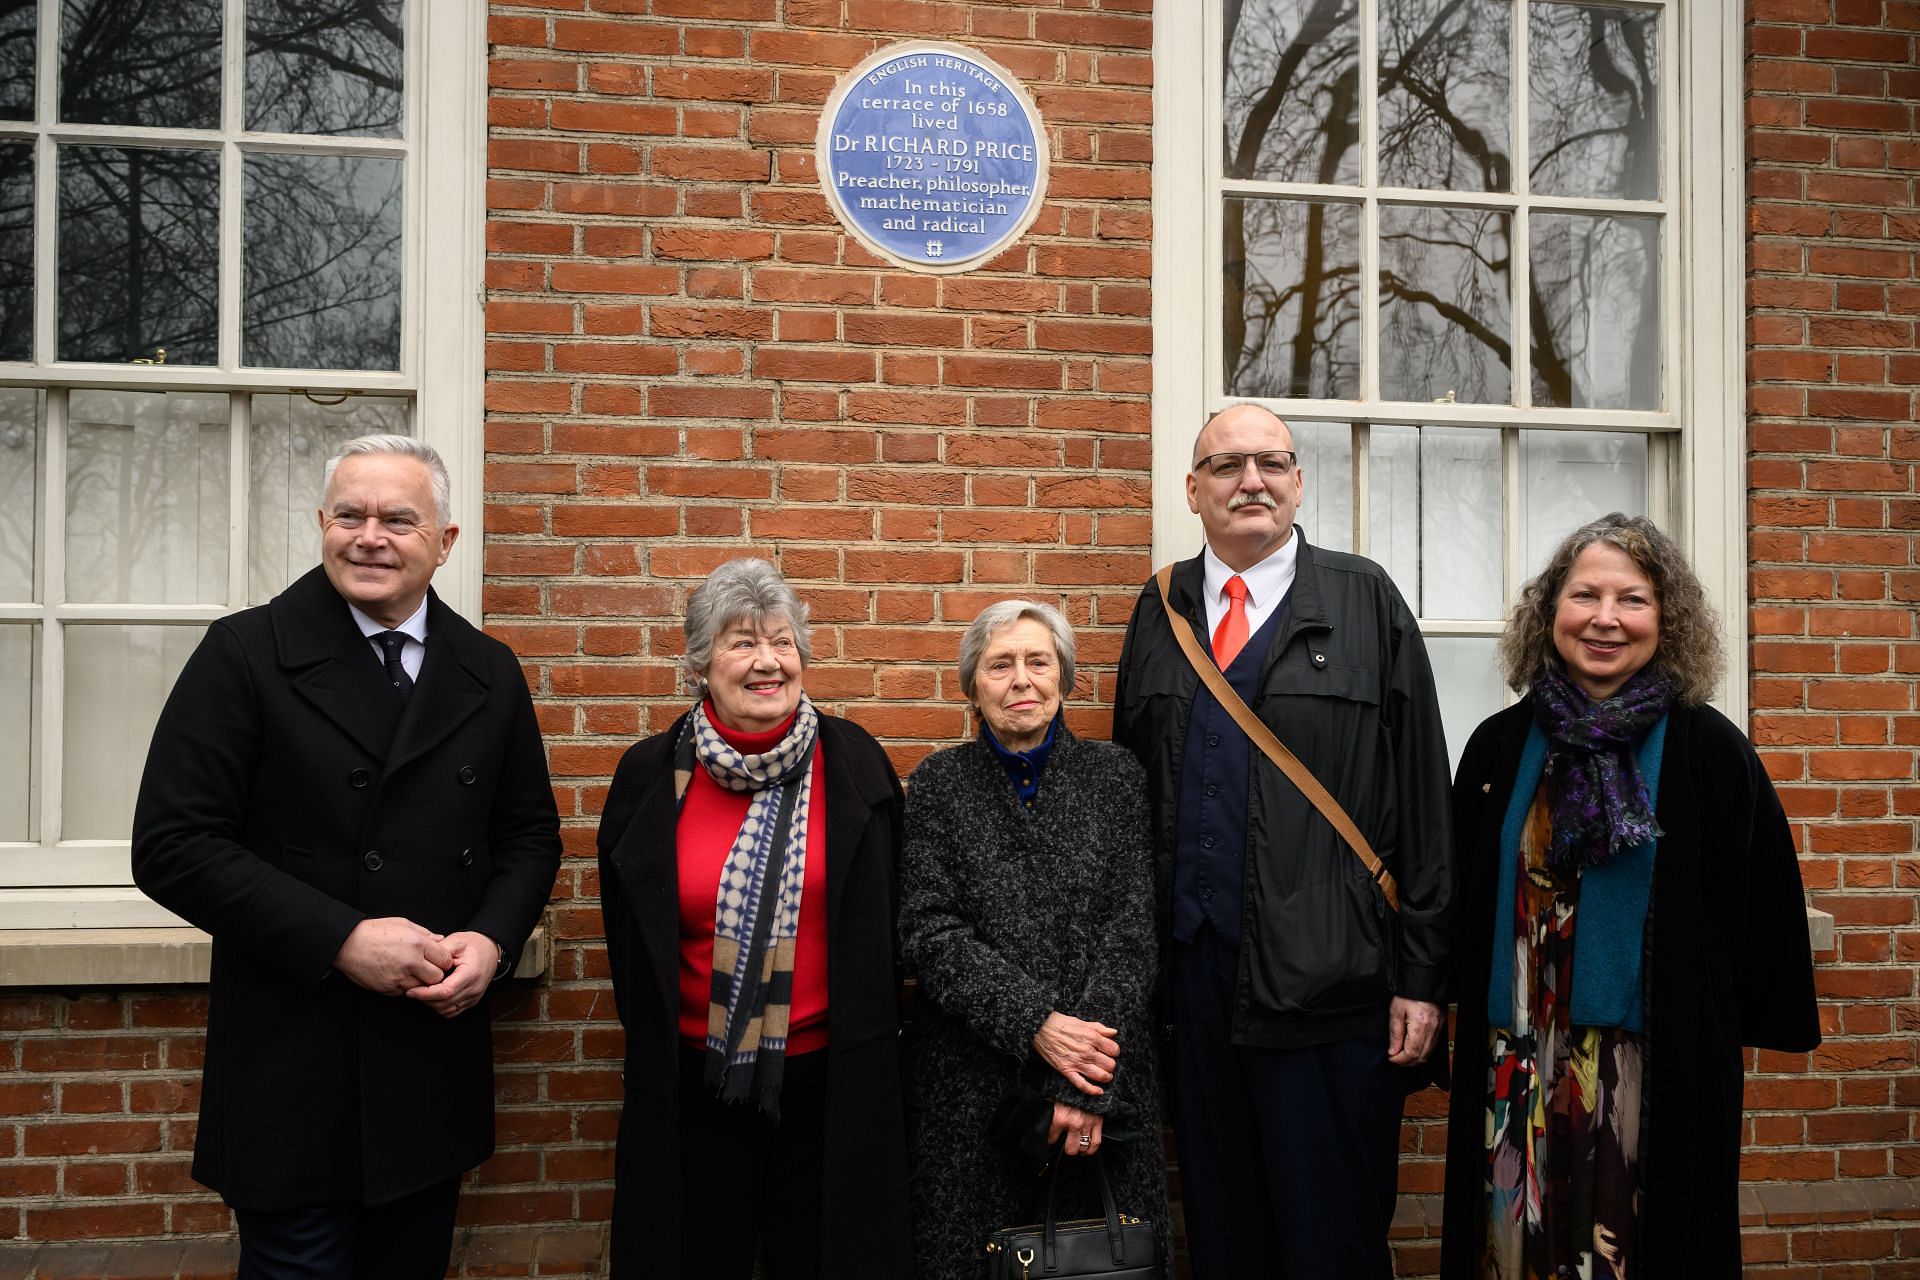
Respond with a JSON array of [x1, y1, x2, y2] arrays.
[[816, 42, 1049, 274]]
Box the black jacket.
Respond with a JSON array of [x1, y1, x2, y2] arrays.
[[1112, 536, 1455, 1049], [1441, 698, 1820, 1277], [132, 566, 562, 1209], [596, 712, 914, 1279]]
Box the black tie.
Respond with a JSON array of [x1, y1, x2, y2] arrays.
[[374, 631, 413, 702]]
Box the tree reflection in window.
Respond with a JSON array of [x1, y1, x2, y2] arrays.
[[0, 143, 30, 362], [244, 153, 402, 370], [1223, 0, 1660, 407], [60, 0, 222, 130], [247, 0, 403, 138], [58, 146, 220, 365], [0, 0, 33, 121]]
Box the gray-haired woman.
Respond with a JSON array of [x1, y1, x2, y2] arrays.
[[596, 558, 913, 1279], [899, 600, 1169, 1279]]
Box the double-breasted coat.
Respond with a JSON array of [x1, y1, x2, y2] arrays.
[[595, 711, 915, 1279], [1441, 698, 1820, 1276], [132, 565, 562, 1210]]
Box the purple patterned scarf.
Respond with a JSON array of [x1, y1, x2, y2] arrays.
[[1530, 665, 1674, 872]]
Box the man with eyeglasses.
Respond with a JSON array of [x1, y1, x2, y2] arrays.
[[132, 434, 560, 1279], [1113, 404, 1454, 1278]]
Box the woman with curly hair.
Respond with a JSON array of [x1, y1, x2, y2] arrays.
[[1441, 513, 1819, 1279]]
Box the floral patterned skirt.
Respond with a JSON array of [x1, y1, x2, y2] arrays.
[[1484, 793, 1644, 1280]]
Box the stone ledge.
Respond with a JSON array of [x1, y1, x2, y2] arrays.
[[1740, 1177, 1920, 1227], [0, 925, 550, 989]]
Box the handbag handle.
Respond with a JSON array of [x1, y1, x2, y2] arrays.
[[1039, 1138, 1130, 1270], [1153, 565, 1400, 912]]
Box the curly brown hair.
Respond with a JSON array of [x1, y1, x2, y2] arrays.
[[1498, 512, 1724, 705]]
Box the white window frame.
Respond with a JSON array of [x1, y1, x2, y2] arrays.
[[1152, 1, 1746, 717], [0, 1, 485, 930]]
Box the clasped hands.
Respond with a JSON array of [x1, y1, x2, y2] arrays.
[[332, 917, 499, 1019], [1033, 1011, 1119, 1158]]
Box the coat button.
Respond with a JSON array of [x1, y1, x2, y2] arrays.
[[348, 769, 370, 788], [458, 766, 477, 785], [1312, 652, 1327, 665], [363, 850, 383, 871], [458, 848, 473, 867]]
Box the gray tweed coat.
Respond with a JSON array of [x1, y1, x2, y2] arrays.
[[900, 726, 1169, 1280]]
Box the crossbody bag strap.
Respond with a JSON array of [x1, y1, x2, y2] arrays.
[[1154, 565, 1400, 912]]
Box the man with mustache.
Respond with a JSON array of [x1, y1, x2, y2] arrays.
[[1112, 405, 1455, 1278], [133, 435, 560, 1279]]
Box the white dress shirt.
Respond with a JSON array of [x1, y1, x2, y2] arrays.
[[349, 597, 428, 682], [1200, 534, 1299, 647]]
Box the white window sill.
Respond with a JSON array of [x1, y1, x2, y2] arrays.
[[0, 924, 549, 988]]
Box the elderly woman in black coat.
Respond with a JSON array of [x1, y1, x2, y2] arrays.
[[596, 558, 913, 1279], [1443, 514, 1820, 1279], [900, 599, 1168, 1279]]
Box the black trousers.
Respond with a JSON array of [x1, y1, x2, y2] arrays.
[[677, 1045, 830, 1280], [1169, 925, 1408, 1280], [233, 1177, 461, 1280]]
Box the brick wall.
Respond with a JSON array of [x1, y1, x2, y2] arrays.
[[1743, 0, 1919, 1271]]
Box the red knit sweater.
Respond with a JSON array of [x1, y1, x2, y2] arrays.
[[675, 706, 830, 1054]]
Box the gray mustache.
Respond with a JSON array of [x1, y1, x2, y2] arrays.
[[1227, 491, 1278, 511]]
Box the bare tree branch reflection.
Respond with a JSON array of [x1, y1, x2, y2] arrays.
[[60, 0, 222, 129], [247, 0, 402, 137], [1224, 0, 1659, 408]]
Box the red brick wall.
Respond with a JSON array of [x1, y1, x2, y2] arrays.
[[1743, 0, 1919, 1271]]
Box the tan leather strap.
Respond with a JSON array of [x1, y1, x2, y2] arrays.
[[1154, 565, 1400, 912]]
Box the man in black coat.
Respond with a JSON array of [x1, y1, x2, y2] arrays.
[[133, 435, 561, 1279], [1112, 405, 1455, 1279]]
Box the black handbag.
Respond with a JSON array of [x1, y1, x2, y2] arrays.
[[984, 1143, 1161, 1279]]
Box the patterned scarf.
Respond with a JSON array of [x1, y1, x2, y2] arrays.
[[1530, 665, 1674, 872], [672, 695, 819, 1117]]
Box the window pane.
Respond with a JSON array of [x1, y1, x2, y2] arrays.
[[249, 392, 408, 603], [0, 0, 31, 120], [1225, 196, 1361, 400], [247, 0, 404, 137], [0, 387, 37, 600], [1223, 0, 1360, 183], [1427, 635, 1504, 771], [1529, 2, 1659, 200], [1290, 418, 1352, 552], [66, 389, 229, 604], [1369, 424, 1419, 606], [1380, 204, 1512, 404], [58, 145, 220, 365], [244, 153, 402, 371], [1419, 426, 1501, 617], [1530, 213, 1659, 410], [63, 623, 203, 840], [60, 0, 222, 129], [0, 623, 31, 841], [1379, 0, 1511, 192], [1518, 429, 1648, 576], [0, 141, 28, 361]]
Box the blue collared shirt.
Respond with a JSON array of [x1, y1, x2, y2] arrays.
[[981, 715, 1060, 812]]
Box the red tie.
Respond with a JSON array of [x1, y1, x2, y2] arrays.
[[1213, 575, 1250, 670]]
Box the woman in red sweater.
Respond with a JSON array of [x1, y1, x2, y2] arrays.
[[597, 558, 913, 1279]]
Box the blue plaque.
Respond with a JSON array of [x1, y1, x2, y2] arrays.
[[816, 42, 1049, 274]]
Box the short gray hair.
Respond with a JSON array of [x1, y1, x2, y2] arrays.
[[323, 434, 452, 526], [681, 558, 813, 686], [957, 599, 1076, 701]]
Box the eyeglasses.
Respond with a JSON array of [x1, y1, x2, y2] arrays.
[[1193, 450, 1297, 480]]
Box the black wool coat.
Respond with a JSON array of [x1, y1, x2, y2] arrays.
[[131, 566, 562, 1209], [1441, 699, 1820, 1277], [596, 712, 914, 1279], [899, 728, 1169, 1280]]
